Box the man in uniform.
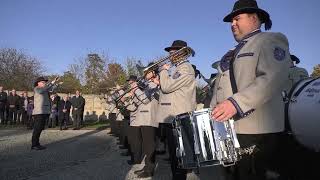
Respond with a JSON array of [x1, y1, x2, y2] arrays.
[[156, 40, 196, 180], [210, 1, 291, 179], [0, 86, 7, 125], [123, 75, 142, 165], [114, 86, 124, 138], [131, 65, 160, 178], [287, 54, 309, 91], [106, 89, 118, 135], [32, 76, 60, 150]]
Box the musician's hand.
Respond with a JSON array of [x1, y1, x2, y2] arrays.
[[162, 63, 171, 70], [58, 81, 63, 85], [212, 100, 237, 122], [130, 86, 138, 95], [152, 76, 160, 85], [130, 82, 138, 89]]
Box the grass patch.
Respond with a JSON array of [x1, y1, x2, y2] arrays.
[[82, 121, 110, 130], [0, 121, 110, 130], [0, 124, 26, 129]]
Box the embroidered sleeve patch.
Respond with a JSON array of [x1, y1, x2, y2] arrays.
[[172, 72, 181, 79], [274, 47, 286, 61]]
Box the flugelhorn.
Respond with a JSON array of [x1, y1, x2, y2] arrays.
[[137, 46, 195, 77]]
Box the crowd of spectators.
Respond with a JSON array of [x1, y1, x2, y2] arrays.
[[0, 86, 85, 130]]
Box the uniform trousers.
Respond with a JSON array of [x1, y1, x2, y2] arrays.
[[233, 133, 282, 180], [119, 119, 129, 146], [141, 126, 156, 173], [109, 113, 116, 134], [156, 123, 167, 152], [128, 126, 142, 163], [31, 114, 49, 147], [162, 123, 188, 180], [115, 121, 121, 136], [275, 134, 320, 180]]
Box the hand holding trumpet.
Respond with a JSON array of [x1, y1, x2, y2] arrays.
[[52, 76, 63, 85]]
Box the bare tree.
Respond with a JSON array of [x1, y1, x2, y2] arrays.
[[0, 48, 44, 90], [68, 57, 86, 85], [125, 57, 144, 77]]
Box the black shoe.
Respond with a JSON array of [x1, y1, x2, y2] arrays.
[[127, 160, 139, 165], [31, 145, 46, 150], [119, 145, 127, 149], [137, 171, 153, 178]]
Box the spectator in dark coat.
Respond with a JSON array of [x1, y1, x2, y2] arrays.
[[48, 93, 60, 128], [27, 96, 34, 129], [79, 92, 85, 126], [7, 89, 20, 125], [20, 91, 30, 125], [58, 96, 72, 130], [0, 86, 7, 124], [70, 90, 85, 130]]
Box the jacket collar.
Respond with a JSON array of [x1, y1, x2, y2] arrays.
[[240, 29, 261, 42], [175, 60, 189, 66]]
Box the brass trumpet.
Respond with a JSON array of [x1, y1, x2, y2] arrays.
[[136, 46, 195, 77]]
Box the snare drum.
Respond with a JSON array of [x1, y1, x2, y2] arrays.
[[173, 108, 240, 169]]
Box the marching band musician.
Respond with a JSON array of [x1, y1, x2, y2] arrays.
[[31, 76, 62, 150], [287, 54, 309, 91], [106, 91, 117, 134], [210, 0, 291, 179], [128, 66, 160, 178], [122, 75, 142, 165], [113, 85, 125, 138], [155, 40, 196, 180], [106, 84, 124, 136]]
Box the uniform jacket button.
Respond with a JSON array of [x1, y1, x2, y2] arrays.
[[217, 87, 222, 90]]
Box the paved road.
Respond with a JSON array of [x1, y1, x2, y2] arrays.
[[0, 129, 227, 180]]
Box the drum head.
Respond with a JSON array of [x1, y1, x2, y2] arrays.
[[288, 77, 320, 152]]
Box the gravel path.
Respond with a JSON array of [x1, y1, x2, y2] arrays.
[[0, 129, 226, 180]]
